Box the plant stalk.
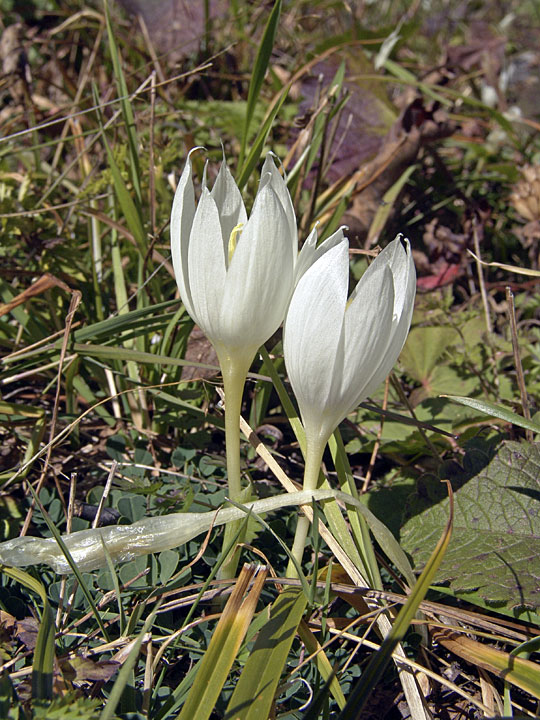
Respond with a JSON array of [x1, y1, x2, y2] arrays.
[[286, 435, 325, 577], [218, 352, 251, 580]]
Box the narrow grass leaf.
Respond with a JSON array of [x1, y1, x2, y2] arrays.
[[298, 619, 346, 709], [178, 565, 267, 720], [104, 0, 142, 206], [337, 481, 454, 718], [102, 131, 146, 253], [22, 481, 111, 643], [224, 587, 308, 720], [436, 630, 540, 700], [92, 84, 145, 254], [100, 604, 159, 720], [442, 395, 540, 434], [240, 0, 282, 164], [367, 165, 417, 245], [1, 567, 54, 700], [467, 250, 540, 278], [237, 80, 290, 191], [330, 430, 416, 588]]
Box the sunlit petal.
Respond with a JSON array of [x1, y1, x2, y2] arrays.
[[219, 185, 294, 348], [187, 187, 227, 340], [170, 149, 199, 319], [211, 159, 247, 249], [260, 154, 297, 250], [284, 240, 349, 440]]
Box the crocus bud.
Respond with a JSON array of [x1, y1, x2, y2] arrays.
[[284, 233, 416, 448]]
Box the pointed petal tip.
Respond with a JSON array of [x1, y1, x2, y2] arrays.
[[186, 145, 206, 164]]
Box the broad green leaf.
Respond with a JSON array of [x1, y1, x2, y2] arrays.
[[402, 440, 540, 611], [400, 325, 461, 384], [159, 550, 179, 585]]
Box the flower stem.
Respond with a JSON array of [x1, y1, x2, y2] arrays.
[[286, 436, 325, 577], [218, 353, 251, 580]]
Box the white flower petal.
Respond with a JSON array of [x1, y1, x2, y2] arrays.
[[260, 154, 297, 251], [170, 149, 199, 319], [294, 225, 319, 281], [340, 263, 395, 410], [187, 187, 227, 340], [295, 226, 346, 283], [361, 239, 416, 397], [211, 159, 247, 247], [218, 185, 294, 348], [284, 240, 350, 441]]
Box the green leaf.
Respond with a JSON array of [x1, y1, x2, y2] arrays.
[[99, 605, 158, 720], [101, 131, 146, 254], [237, 81, 290, 192], [401, 440, 540, 611], [240, 0, 282, 164], [31, 692, 101, 719], [400, 325, 461, 383], [225, 587, 308, 720], [178, 566, 267, 720], [159, 550, 179, 584], [104, 0, 142, 207], [0, 567, 55, 700], [443, 395, 540, 434], [367, 164, 416, 245], [337, 476, 453, 718]]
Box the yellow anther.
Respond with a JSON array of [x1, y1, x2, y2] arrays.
[[228, 223, 244, 264]]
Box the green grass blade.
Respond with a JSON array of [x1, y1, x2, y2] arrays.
[[104, 0, 142, 207], [91, 83, 146, 254], [32, 599, 55, 700], [22, 481, 111, 643], [237, 80, 290, 191], [328, 430, 381, 589], [366, 164, 417, 245], [329, 430, 416, 589], [298, 619, 346, 709], [1, 567, 55, 700], [336, 481, 454, 718], [442, 395, 540, 434], [177, 566, 267, 720], [240, 0, 282, 166], [258, 346, 305, 451], [224, 587, 308, 720], [102, 131, 146, 254], [99, 604, 159, 720]]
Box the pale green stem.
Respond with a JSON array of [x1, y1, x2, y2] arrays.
[[217, 352, 252, 580], [286, 435, 326, 577]]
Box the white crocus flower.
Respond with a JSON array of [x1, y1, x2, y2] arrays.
[[171, 151, 342, 365], [284, 232, 415, 574], [284, 233, 416, 454], [171, 150, 297, 372]]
